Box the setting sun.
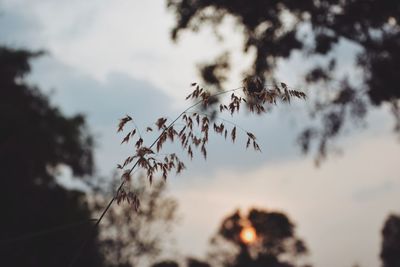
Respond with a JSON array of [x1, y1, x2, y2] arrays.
[[240, 226, 257, 244]]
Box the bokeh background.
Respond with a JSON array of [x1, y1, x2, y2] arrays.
[[1, 1, 400, 267]]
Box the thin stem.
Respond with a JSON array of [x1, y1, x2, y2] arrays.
[[132, 120, 142, 138]]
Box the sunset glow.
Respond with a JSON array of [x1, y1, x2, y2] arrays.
[[240, 226, 257, 244]]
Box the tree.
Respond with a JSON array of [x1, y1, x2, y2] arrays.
[[166, 0, 400, 163], [92, 177, 178, 267], [380, 214, 400, 267], [207, 208, 310, 267], [152, 258, 211, 267], [152, 260, 180, 267], [0, 47, 104, 267], [151, 208, 310, 267]]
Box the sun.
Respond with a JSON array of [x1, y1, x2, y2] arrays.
[[240, 226, 257, 244]]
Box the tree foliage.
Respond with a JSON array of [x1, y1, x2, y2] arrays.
[[208, 208, 310, 267], [151, 208, 310, 267], [166, 0, 400, 164], [0, 47, 102, 267], [381, 214, 400, 267], [92, 177, 178, 267]]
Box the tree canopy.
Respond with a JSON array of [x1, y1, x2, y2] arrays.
[[93, 177, 179, 267], [208, 208, 310, 267], [151, 207, 310, 267], [0, 46, 102, 267], [381, 214, 400, 267], [167, 0, 400, 163]]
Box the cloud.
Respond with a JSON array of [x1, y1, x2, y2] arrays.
[[353, 180, 399, 202], [0, 7, 43, 49], [170, 133, 400, 267], [0, 0, 247, 102], [27, 54, 175, 176]]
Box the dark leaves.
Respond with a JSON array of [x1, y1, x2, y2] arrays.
[[116, 190, 140, 212], [117, 115, 132, 132], [135, 138, 143, 149], [247, 132, 256, 140], [243, 76, 263, 94], [121, 133, 130, 144], [231, 126, 236, 143], [121, 170, 131, 182], [156, 117, 168, 130]]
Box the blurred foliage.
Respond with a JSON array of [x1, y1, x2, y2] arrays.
[[166, 0, 400, 164], [151, 208, 400, 267], [152, 208, 310, 267], [0, 46, 103, 266], [0, 46, 179, 267], [198, 52, 230, 91], [91, 177, 178, 267], [381, 214, 400, 267], [152, 258, 211, 267], [208, 208, 310, 267], [153, 261, 180, 267]]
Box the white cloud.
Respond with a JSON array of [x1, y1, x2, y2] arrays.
[[0, 0, 234, 101], [1, 0, 251, 104]]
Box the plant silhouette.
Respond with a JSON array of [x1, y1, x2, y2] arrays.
[[105, 78, 306, 226], [69, 77, 305, 265]]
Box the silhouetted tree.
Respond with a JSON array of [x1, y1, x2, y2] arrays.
[[380, 214, 400, 267], [0, 47, 104, 266], [151, 255, 213, 267], [166, 0, 400, 163], [149, 208, 310, 267], [152, 260, 180, 267], [208, 208, 310, 267], [187, 258, 212, 267]]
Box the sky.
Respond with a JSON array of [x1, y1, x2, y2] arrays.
[[1, 1, 399, 267]]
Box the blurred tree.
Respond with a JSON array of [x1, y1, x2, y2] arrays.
[[151, 258, 211, 267], [187, 258, 212, 267], [152, 260, 180, 267], [380, 214, 400, 267], [91, 177, 178, 267], [152, 208, 311, 267], [0, 47, 104, 266], [207, 208, 311, 267], [166, 0, 400, 164]]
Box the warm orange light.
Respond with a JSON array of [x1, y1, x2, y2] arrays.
[[240, 226, 257, 244]]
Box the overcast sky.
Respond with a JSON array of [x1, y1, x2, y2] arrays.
[[1, 1, 400, 267]]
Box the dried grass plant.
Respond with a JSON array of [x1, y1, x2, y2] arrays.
[[68, 76, 306, 266]]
